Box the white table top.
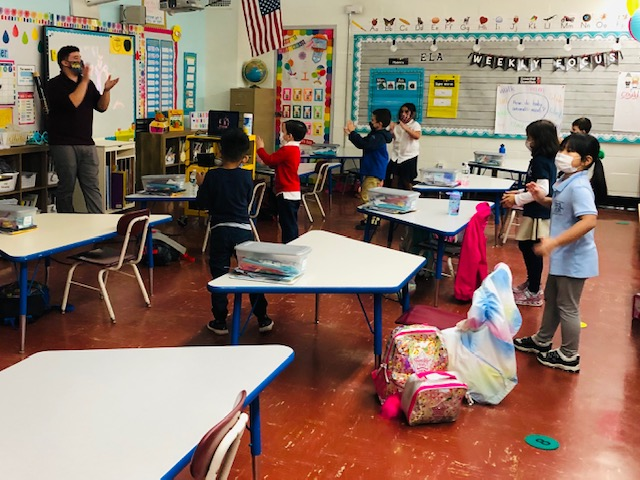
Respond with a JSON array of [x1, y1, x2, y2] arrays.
[[414, 174, 516, 192], [0, 345, 294, 480], [0, 213, 171, 262], [359, 198, 490, 236], [208, 230, 426, 294]]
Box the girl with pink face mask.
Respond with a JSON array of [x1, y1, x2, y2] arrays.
[[385, 103, 422, 190], [501, 119, 559, 307]]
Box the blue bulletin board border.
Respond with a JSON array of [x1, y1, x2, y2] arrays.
[[352, 31, 640, 143]]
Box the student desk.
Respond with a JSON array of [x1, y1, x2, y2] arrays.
[[126, 189, 197, 209], [0, 213, 171, 353], [413, 174, 516, 246], [468, 158, 529, 188], [0, 345, 294, 480], [207, 230, 426, 367], [301, 151, 362, 194], [358, 199, 490, 306]]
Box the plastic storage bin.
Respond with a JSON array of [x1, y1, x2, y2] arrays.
[[0, 131, 28, 147], [0, 172, 19, 192], [141, 174, 185, 192], [419, 168, 459, 187], [473, 151, 505, 165], [235, 241, 311, 278], [368, 187, 420, 213], [301, 143, 340, 157], [21, 172, 37, 189], [0, 205, 37, 231]]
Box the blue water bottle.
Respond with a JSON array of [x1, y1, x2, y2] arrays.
[[448, 191, 461, 216], [499, 144, 506, 154]]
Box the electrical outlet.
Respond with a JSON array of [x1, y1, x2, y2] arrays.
[[344, 5, 363, 14]]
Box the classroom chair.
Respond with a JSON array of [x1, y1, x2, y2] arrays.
[[301, 161, 335, 223], [61, 209, 151, 322], [201, 181, 268, 253], [499, 205, 522, 245], [190, 390, 249, 480]]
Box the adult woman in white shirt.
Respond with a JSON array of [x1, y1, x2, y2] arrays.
[[385, 102, 422, 190]]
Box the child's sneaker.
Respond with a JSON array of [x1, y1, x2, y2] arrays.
[[206, 319, 229, 335], [537, 349, 580, 373], [514, 288, 544, 307], [512, 280, 529, 294], [258, 316, 274, 333], [513, 336, 551, 354]]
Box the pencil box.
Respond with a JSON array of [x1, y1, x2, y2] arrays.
[[401, 371, 467, 426]]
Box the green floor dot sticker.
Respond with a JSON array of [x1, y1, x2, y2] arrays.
[[581, 321, 588, 328], [525, 434, 559, 450], [616, 221, 630, 225]]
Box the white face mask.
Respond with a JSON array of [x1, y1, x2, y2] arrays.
[[525, 140, 532, 152], [555, 153, 578, 173], [279, 132, 285, 144]]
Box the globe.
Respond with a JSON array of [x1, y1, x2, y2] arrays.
[[242, 59, 268, 86]]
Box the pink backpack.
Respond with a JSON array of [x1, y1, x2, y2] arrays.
[[372, 324, 449, 404], [401, 371, 468, 426]]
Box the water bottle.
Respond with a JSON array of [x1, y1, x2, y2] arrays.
[[189, 169, 197, 192], [499, 144, 506, 154], [460, 162, 470, 186], [448, 191, 461, 216]]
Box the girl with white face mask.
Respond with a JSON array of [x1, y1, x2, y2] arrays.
[[513, 133, 607, 373], [501, 119, 559, 307]]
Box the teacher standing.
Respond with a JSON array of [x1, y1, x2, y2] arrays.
[[46, 45, 119, 213]]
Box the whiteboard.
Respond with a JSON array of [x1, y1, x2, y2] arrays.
[[43, 27, 136, 139], [495, 84, 565, 135]]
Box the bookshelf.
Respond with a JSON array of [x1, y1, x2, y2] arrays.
[[0, 145, 54, 212]]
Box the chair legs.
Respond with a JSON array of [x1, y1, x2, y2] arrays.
[[301, 193, 326, 223], [62, 264, 150, 323], [501, 208, 519, 245], [314, 193, 326, 218], [301, 195, 313, 223], [202, 217, 212, 253], [249, 219, 261, 242]]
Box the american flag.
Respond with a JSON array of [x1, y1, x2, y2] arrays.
[[242, 0, 284, 57]]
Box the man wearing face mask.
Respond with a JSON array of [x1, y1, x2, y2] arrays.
[[46, 45, 119, 213]]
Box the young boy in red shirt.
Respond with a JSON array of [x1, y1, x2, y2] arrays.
[[256, 120, 306, 243]]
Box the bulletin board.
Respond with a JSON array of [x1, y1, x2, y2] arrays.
[[276, 28, 334, 145], [368, 68, 424, 122], [44, 26, 136, 139], [352, 32, 640, 143]]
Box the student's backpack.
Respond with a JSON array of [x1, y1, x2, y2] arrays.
[[0, 280, 50, 325], [371, 324, 449, 404]]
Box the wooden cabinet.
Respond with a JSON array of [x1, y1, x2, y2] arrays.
[[230, 88, 276, 151], [0, 145, 55, 212], [72, 140, 136, 213], [135, 130, 196, 190]]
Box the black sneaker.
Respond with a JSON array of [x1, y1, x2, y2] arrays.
[[258, 316, 274, 333], [513, 336, 551, 354], [206, 319, 229, 335], [537, 349, 580, 373]]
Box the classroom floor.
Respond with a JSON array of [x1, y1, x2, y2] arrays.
[[0, 190, 638, 480]]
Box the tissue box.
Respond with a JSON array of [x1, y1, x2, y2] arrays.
[[21, 172, 37, 189], [0, 205, 37, 231], [0, 172, 19, 192], [368, 187, 420, 212], [235, 241, 311, 278], [419, 168, 459, 187], [473, 151, 505, 165], [149, 120, 169, 134]]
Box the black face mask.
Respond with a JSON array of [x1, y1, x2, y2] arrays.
[[369, 122, 375, 130], [67, 60, 84, 76]]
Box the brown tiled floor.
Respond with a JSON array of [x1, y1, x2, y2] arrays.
[[1, 191, 639, 479]]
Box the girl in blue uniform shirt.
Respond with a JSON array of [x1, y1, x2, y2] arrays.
[[513, 133, 607, 372]]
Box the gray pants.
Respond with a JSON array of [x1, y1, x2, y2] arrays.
[[50, 145, 103, 213], [535, 274, 586, 357]]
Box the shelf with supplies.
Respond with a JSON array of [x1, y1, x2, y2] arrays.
[[0, 145, 55, 213], [184, 134, 257, 217], [72, 140, 136, 213], [135, 130, 197, 191]]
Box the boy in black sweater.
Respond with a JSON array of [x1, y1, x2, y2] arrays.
[[196, 128, 272, 335]]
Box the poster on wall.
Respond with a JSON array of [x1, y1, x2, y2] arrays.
[[494, 84, 565, 135], [613, 72, 640, 133], [427, 74, 460, 119], [368, 68, 424, 124], [276, 28, 334, 146]]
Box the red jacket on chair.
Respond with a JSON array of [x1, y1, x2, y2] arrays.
[[454, 202, 492, 302]]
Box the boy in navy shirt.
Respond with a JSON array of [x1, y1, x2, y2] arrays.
[[196, 128, 272, 335], [345, 108, 393, 229]]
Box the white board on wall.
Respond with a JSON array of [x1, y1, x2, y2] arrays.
[[44, 27, 136, 139], [495, 84, 565, 135]]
